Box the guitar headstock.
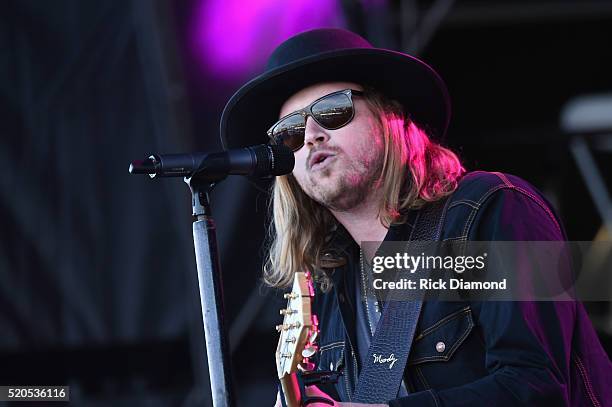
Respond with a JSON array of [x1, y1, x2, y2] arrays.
[[275, 271, 319, 379]]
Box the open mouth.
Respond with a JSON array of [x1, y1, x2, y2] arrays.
[[314, 155, 329, 165], [310, 153, 336, 170]]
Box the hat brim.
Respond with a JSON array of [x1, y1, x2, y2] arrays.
[[220, 48, 451, 150]]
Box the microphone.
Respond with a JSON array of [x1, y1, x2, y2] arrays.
[[129, 144, 294, 179]]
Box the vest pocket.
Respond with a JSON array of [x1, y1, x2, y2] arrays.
[[407, 306, 475, 365], [317, 341, 345, 371]]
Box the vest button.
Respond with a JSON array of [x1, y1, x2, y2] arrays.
[[435, 341, 446, 353]]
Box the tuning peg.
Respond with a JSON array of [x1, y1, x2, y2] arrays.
[[280, 308, 296, 316], [276, 322, 301, 332], [285, 337, 296, 344], [302, 345, 318, 358], [283, 292, 298, 299], [308, 330, 318, 345], [298, 361, 315, 372], [281, 352, 292, 359]]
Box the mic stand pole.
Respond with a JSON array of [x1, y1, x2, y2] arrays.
[[185, 172, 235, 407]]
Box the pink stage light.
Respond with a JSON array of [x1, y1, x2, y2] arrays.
[[190, 0, 345, 79]]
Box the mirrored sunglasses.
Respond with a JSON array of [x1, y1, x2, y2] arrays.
[[267, 89, 363, 152]]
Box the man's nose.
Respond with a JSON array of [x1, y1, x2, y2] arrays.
[[303, 116, 330, 147]]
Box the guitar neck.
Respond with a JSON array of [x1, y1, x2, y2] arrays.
[[280, 373, 301, 407]]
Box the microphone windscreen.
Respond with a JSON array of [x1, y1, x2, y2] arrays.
[[269, 144, 295, 176], [251, 144, 294, 177]]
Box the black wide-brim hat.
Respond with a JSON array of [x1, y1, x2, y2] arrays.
[[220, 28, 451, 150]]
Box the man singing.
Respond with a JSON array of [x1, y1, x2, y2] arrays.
[[220, 28, 611, 406]]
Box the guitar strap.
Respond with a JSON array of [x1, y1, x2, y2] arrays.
[[352, 197, 450, 403]]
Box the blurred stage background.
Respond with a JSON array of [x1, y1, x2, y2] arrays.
[[1, 0, 611, 405]]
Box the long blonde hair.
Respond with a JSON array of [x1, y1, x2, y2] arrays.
[[264, 88, 465, 288]]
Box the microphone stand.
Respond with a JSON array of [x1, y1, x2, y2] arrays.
[[185, 171, 235, 407], [129, 144, 292, 406]]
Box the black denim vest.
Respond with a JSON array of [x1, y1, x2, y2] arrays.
[[310, 171, 611, 406]]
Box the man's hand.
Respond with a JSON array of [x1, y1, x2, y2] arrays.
[[273, 386, 388, 407]]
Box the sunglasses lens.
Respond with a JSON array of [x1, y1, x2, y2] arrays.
[[312, 92, 354, 129], [271, 114, 306, 151], [269, 91, 357, 151]]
